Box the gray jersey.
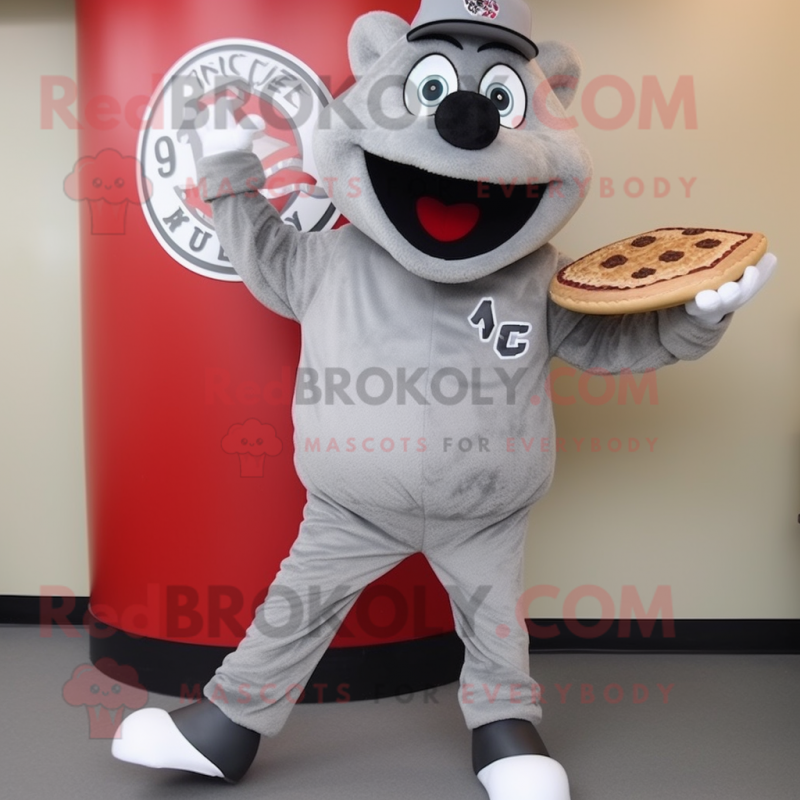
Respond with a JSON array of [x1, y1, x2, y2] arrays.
[[200, 151, 728, 534]]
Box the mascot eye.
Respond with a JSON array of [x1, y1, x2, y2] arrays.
[[421, 79, 446, 105], [480, 65, 527, 128], [404, 54, 458, 117], [115, 178, 125, 188]]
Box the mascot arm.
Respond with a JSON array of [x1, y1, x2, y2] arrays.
[[198, 150, 340, 322], [547, 299, 730, 374]]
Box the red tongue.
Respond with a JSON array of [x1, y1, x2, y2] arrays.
[[416, 196, 480, 242]]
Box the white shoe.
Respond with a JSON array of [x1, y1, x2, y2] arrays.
[[477, 755, 571, 800], [112, 707, 225, 779]]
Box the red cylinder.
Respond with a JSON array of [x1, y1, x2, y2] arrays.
[[77, 0, 459, 697]]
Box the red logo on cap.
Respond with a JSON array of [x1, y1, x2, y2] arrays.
[[465, 0, 499, 20]]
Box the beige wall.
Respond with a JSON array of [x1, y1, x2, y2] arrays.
[[1, 0, 798, 619], [524, 0, 800, 619], [0, 0, 87, 597]]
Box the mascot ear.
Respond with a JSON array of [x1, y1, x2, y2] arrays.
[[536, 41, 582, 110], [349, 12, 410, 76]]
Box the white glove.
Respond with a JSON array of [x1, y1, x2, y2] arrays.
[[195, 99, 265, 158], [685, 252, 777, 327]]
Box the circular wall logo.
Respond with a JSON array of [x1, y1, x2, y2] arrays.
[[138, 39, 339, 281]]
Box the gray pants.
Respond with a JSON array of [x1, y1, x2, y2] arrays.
[[204, 492, 540, 737]]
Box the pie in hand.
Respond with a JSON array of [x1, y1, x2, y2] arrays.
[[550, 228, 768, 314]]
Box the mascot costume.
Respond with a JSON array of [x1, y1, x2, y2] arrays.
[[111, 1, 776, 797]]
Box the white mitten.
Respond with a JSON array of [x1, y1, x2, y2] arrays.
[[685, 252, 777, 327], [195, 99, 266, 158]]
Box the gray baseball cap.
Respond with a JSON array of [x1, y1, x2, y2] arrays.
[[407, 0, 538, 60]]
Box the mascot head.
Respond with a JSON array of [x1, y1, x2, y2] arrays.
[[314, 0, 593, 283]]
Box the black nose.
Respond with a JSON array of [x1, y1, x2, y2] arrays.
[[435, 91, 501, 151]]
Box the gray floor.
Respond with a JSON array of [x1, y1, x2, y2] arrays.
[[2, 625, 799, 800]]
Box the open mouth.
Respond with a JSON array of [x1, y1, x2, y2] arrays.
[[365, 151, 548, 261]]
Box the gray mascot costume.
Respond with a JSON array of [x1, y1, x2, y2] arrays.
[[112, 1, 776, 797]]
